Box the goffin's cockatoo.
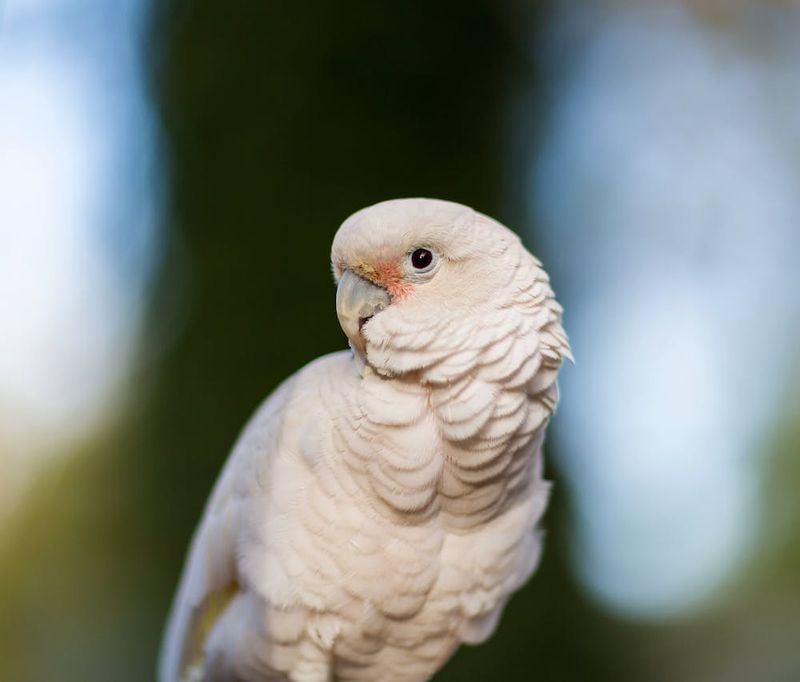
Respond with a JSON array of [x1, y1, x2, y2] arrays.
[[159, 198, 570, 682]]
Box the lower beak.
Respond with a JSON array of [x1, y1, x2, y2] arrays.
[[336, 270, 391, 356]]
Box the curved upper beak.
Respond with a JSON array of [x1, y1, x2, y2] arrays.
[[336, 270, 391, 356]]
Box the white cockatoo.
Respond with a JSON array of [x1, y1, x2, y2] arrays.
[[159, 198, 570, 682]]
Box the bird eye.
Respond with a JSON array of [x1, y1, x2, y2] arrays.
[[410, 248, 434, 270]]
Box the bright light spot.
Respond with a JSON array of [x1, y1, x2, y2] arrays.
[[528, 4, 800, 617], [0, 0, 160, 524]]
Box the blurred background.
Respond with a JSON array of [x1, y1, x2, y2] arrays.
[[1, 0, 799, 679]]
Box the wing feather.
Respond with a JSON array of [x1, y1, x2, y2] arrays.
[[158, 377, 295, 682]]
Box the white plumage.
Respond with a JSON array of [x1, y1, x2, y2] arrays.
[[159, 198, 570, 682]]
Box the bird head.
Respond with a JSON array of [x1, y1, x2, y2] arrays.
[[331, 198, 568, 380]]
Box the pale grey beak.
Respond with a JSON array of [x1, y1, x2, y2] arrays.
[[336, 270, 391, 357]]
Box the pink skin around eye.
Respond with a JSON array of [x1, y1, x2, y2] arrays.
[[374, 261, 414, 300]]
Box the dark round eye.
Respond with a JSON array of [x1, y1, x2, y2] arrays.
[[410, 248, 433, 270]]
